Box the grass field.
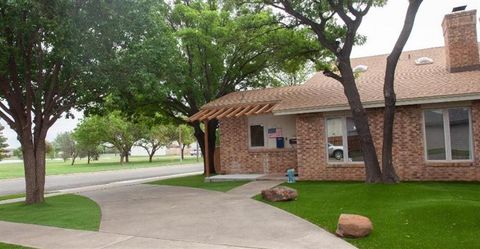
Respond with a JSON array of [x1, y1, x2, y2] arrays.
[[0, 155, 200, 180], [0, 194, 101, 231], [0, 242, 31, 249], [257, 181, 480, 249], [148, 174, 249, 192], [0, 194, 25, 202]]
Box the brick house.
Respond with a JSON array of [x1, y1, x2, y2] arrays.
[[189, 9, 480, 181]]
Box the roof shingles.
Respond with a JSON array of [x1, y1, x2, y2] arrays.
[[202, 44, 480, 115]]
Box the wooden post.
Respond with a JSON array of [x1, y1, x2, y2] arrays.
[[204, 120, 210, 177]]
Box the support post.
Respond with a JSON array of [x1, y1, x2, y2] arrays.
[[204, 120, 210, 177]]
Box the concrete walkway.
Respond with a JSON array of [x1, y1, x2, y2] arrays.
[[226, 180, 284, 198], [81, 184, 354, 249], [0, 221, 251, 249], [0, 184, 355, 249]]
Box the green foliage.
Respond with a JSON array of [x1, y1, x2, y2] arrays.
[[97, 0, 325, 124], [0, 194, 101, 231], [13, 147, 22, 159], [179, 124, 196, 147], [137, 123, 178, 159], [259, 181, 480, 249], [148, 174, 249, 192], [53, 132, 76, 162], [73, 117, 105, 162], [45, 141, 55, 159], [0, 125, 8, 160]]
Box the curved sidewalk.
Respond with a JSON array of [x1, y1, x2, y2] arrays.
[[81, 184, 355, 249]]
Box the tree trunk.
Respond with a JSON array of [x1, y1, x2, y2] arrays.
[[381, 0, 423, 183], [87, 154, 91, 164], [181, 144, 186, 160], [124, 151, 129, 163], [120, 154, 124, 164], [192, 120, 217, 175], [71, 154, 77, 166], [149, 153, 153, 162], [21, 135, 46, 204], [338, 60, 382, 183]]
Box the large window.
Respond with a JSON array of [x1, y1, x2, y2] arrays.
[[250, 124, 265, 147], [424, 107, 472, 161], [326, 117, 363, 163]]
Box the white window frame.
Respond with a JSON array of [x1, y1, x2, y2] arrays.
[[422, 107, 474, 162], [248, 123, 266, 149], [325, 116, 364, 164]]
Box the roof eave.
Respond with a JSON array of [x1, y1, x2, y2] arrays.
[[273, 94, 480, 116]]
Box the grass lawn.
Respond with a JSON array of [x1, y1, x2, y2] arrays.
[[0, 242, 32, 249], [148, 174, 249, 192], [0, 194, 101, 231], [0, 155, 199, 180], [256, 181, 480, 249], [0, 194, 25, 202]]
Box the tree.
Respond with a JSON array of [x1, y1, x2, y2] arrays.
[[13, 147, 22, 159], [0, 0, 149, 204], [258, 0, 422, 183], [45, 141, 55, 159], [73, 117, 105, 164], [99, 0, 325, 175], [54, 132, 76, 164], [381, 0, 423, 183], [137, 124, 178, 162], [0, 125, 9, 160], [95, 112, 143, 164], [178, 124, 196, 160]]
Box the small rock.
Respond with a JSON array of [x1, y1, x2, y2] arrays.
[[335, 214, 373, 238], [261, 186, 298, 202]]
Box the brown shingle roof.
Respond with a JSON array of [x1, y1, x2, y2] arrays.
[[202, 44, 480, 115]]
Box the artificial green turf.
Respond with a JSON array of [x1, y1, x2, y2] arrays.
[[0, 156, 199, 179], [0, 194, 101, 231], [0, 194, 25, 202], [0, 242, 32, 249], [148, 174, 249, 192], [256, 181, 480, 249]]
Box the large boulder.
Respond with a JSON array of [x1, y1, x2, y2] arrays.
[[335, 214, 373, 238], [261, 186, 298, 202]]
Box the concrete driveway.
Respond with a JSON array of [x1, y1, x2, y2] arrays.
[[82, 184, 355, 249]]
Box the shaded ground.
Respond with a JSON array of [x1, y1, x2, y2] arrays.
[[258, 181, 480, 249]]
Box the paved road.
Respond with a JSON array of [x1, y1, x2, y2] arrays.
[[0, 164, 203, 196]]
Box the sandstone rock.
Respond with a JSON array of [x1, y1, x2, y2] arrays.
[[261, 186, 298, 202], [335, 214, 373, 238]]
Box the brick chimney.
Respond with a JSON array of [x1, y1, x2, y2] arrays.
[[442, 9, 480, 72]]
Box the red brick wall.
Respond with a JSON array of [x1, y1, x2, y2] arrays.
[[219, 101, 480, 181], [218, 117, 297, 175], [442, 10, 480, 72], [297, 102, 480, 181]]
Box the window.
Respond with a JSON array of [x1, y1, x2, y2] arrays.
[[424, 108, 472, 161], [326, 117, 363, 163], [250, 125, 265, 147]]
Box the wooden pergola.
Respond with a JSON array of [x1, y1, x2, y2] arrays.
[[188, 103, 276, 176]]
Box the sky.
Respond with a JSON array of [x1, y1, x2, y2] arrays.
[[2, 0, 480, 149]]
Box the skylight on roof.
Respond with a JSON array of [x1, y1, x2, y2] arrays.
[[353, 65, 368, 73], [415, 57, 434, 65]]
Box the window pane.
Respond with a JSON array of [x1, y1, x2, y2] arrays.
[[449, 108, 471, 160], [327, 118, 344, 162], [424, 110, 446, 160], [346, 117, 363, 162], [250, 125, 264, 147]]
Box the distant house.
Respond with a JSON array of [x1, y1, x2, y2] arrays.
[[189, 9, 480, 181]]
